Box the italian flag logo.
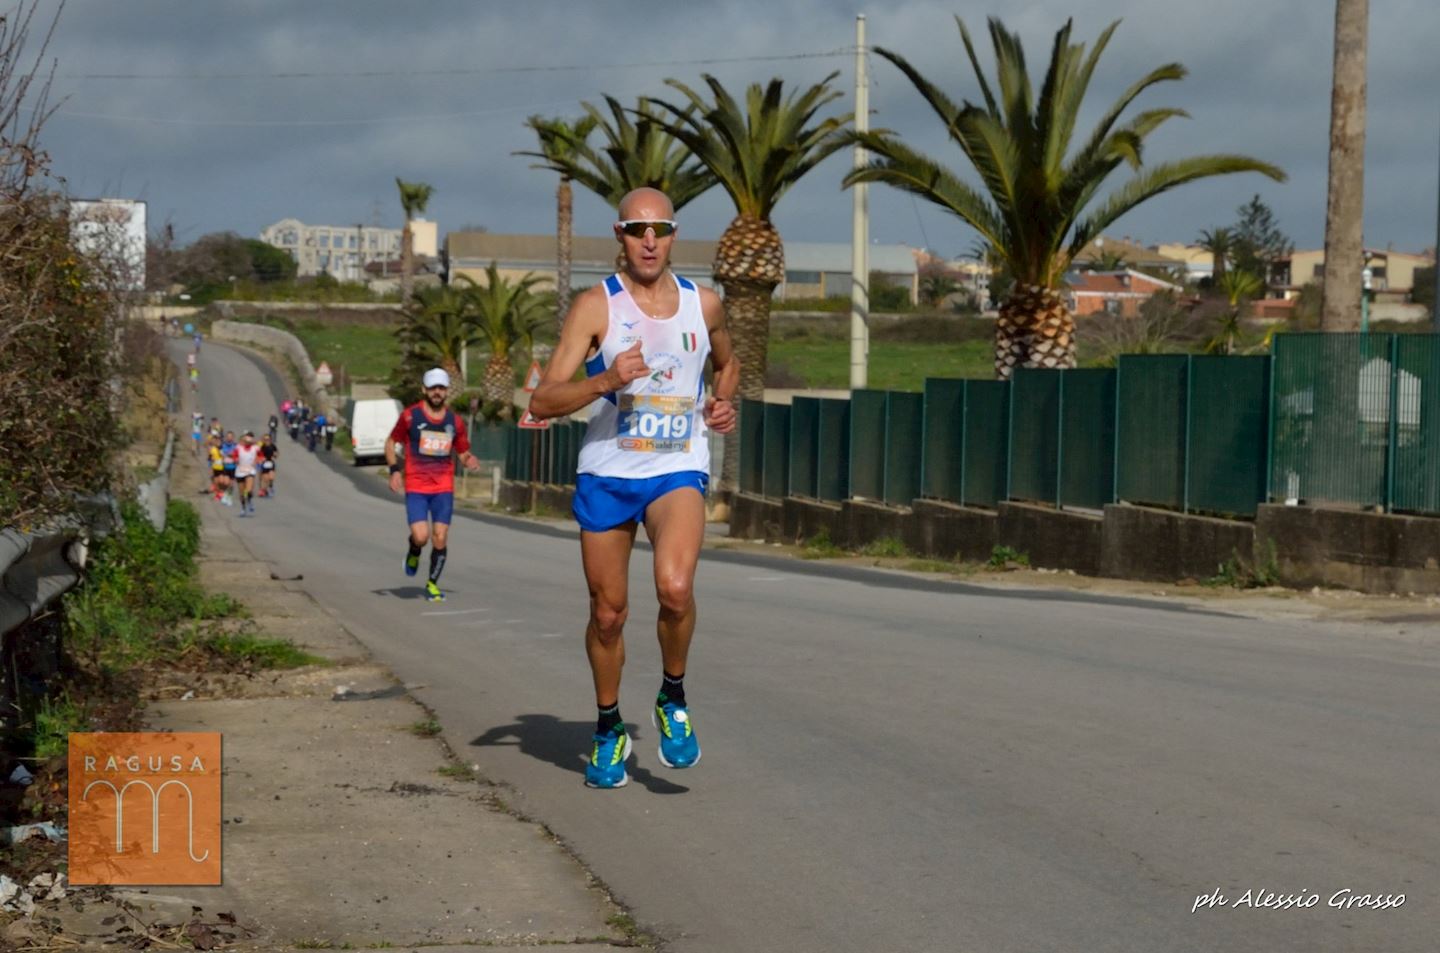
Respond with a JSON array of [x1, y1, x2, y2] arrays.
[[681, 332, 698, 352]]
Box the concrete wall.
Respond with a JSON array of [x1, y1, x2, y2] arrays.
[[211, 319, 338, 416], [1256, 504, 1440, 593], [1101, 505, 1256, 583], [997, 503, 1104, 576]]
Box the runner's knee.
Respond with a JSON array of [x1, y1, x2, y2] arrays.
[[656, 572, 694, 614], [590, 598, 628, 641]]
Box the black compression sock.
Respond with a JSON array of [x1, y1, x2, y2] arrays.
[[597, 703, 623, 736], [658, 671, 687, 708], [428, 547, 447, 583], [407, 539, 423, 559]]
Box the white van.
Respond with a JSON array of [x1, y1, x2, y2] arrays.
[[349, 398, 403, 466]]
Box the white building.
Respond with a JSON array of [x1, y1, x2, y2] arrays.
[[70, 198, 146, 291], [260, 218, 436, 280]]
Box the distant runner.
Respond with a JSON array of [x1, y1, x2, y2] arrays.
[[384, 368, 481, 602], [528, 187, 739, 789], [231, 431, 261, 516], [258, 432, 279, 498]]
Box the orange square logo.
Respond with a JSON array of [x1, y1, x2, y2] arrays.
[[68, 732, 222, 885]]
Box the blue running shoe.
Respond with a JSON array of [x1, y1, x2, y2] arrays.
[[585, 728, 631, 789], [652, 701, 700, 768], [404, 552, 420, 577]]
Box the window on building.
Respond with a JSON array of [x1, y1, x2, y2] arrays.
[[1370, 267, 1387, 280], [1312, 263, 1325, 279], [1104, 299, 1121, 316], [786, 270, 821, 284], [349, 235, 358, 249], [368, 236, 377, 249], [319, 234, 330, 248]]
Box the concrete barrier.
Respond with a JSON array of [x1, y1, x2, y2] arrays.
[[1257, 504, 1440, 594], [1101, 504, 1257, 583], [998, 502, 1104, 575], [905, 500, 1000, 562], [730, 493, 784, 541], [781, 498, 844, 545]]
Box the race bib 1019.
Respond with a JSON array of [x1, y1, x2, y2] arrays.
[[618, 395, 695, 453]]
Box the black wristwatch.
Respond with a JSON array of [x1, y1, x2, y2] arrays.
[[388, 463, 402, 475]]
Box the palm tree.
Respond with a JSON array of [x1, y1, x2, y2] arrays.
[[1197, 227, 1235, 287], [398, 283, 479, 392], [395, 178, 435, 304], [517, 97, 718, 291], [1320, 0, 1368, 330], [519, 115, 597, 325], [457, 263, 554, 418], [844, 17, 1286, 378], [646, 74, 851, 486], [1207, 269, 1264, 354]]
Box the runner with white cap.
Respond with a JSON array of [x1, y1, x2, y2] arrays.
[[384, 367, 481, 602]]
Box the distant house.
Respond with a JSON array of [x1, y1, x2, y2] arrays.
[[1066, 269, 1183, 318], [444, 232, 920, 304], [1072, 236, 1187, 276], [1272, 248, 1436, 303]]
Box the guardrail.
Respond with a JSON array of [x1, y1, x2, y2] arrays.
[[0, 494, 121, 640]]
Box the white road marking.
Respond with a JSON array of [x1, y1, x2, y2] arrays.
[[422, 608, 492, 617], [748, 575, 786, 582]]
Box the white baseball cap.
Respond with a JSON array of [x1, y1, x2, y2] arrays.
[[422, 368, 450, 389]]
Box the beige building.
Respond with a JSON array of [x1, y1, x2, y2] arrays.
[[1154, 243, 1215, 280], [260, 217, 436, 281], [1273, 248, 1436, 302]]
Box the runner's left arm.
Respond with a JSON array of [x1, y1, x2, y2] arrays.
[[700, 288, 739, 434], [453, 415, 480, 471]]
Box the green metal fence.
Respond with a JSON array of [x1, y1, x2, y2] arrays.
[[1115, 355, 1269, 516], [1189, 355, 1269, 515], [789, 397, 820, 498], [500, 336, 1440, 521], [1392, 335, 1440, 514], [1272, 334, 1393, 509], [1271, 333, 1440, 515], [849, 390, 888, 500], [816, 398, 851, 502]]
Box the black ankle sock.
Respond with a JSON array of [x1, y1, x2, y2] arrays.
[[428, 547, 447, 582], [407, 539, 423, 559], [597, 703, 623, 735], [658, 671, 686, 708]]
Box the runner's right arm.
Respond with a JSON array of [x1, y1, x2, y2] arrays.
[[529, 286, 649, 420], [384, 410, 410, 494]]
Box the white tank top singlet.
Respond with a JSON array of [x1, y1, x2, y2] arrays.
[[577, 272, 713, 479]]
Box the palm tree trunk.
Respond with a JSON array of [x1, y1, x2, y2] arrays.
[[556, 178, 573, 333], [995, 286, 1076, 379], [1320, 0, 1368, 331], [482, 354, 515, 420], [713, 214, 786, 491], [401, 222, 415, 306]]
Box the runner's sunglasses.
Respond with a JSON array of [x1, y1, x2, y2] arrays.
[[616, 219, 677, 238]]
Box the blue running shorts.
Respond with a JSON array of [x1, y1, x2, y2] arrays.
[[405, 491, 455, 526], [573, 471, 709, 533]]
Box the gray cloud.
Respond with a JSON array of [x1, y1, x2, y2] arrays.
[[29, 0, 1440, 256]]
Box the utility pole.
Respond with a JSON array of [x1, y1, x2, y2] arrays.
[[1434, 118, 1440, 331], [849, 13, 870, 390]]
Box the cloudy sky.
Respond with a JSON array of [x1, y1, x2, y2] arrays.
[[24, 0, 1440, 258]]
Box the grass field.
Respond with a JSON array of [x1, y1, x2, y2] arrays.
[[248, 314, 1000, 392], [767, 337, 993, 391], [282, 321, 399, 382]]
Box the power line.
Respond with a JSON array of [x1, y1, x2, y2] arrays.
[[57, 48, 852, 82]]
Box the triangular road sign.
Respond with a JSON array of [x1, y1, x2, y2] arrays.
[[517, 409, 550, 430], [523, 360, 543, 392]]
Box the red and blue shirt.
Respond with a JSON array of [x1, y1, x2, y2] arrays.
[[390, 404, 470, 494]]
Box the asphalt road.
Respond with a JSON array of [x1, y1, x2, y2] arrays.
[[183, 339, 1438, 953]]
